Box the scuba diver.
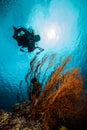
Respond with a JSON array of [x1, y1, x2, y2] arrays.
[[13, 26, 44, 54]]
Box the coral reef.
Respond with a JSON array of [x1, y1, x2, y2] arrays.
[[0, 101, 42, 130], [0, 55, 87, 130]]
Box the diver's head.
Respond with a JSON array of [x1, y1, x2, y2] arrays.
[[34, 35, 41, 42], [13, 26, 17, 31]]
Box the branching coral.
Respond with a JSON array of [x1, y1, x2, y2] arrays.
[[0, 54, 86, 130], [29, 55, 87, 130]]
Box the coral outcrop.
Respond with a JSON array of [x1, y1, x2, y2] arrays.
[[0, 55, 87, 130]]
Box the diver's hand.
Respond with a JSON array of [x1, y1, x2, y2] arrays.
[[20, 48, 28, 52], [20, 48, 25, 52]]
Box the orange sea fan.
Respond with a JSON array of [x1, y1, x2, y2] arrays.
[[30, 55, 87, 130]]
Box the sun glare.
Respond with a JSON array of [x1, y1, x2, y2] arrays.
[[40, 23, 62, 47], [47, 28, 57, 40], [27, 21, 62, 48]]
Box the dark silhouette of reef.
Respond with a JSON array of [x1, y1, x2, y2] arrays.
[[0, 55, 87, 130]]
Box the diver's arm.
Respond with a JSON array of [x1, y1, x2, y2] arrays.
[[18, 27, 30, 34], [13, 27, 30, 39], [19, 27, 35, 37]]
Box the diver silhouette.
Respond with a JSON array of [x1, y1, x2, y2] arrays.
[[13, 26, 44, 54]]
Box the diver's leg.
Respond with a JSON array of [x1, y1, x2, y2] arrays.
[[35, 46, 44, 55]]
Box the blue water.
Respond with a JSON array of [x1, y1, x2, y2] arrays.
[[0, 0, 87, 111]]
